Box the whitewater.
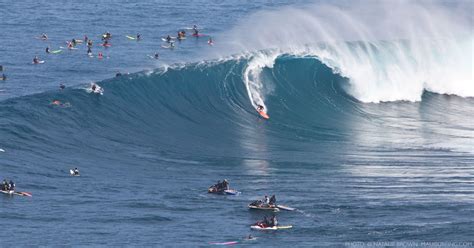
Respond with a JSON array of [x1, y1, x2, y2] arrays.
[[0, 0, 473, 246]]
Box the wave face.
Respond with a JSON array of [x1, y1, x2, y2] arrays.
[[1, 54, 473, 162]]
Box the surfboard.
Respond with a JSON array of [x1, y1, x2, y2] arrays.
[[161, 45, 174, 49], [0, 190, 31, 197], [126, 35, 136, 40], [248, 205, 280, 211], [32, 61, 45, 64], [101, 43, 111, 47], [276, 205, 296, 211], [209, 241, 239, 245], [0, 148, 5, 152], [192, 33, 207, 37], [224, 189, 240, 195], [50, 50, 62, 54], [15, 192, 32, 197], [250, 225, 292, 230], [258, 111, 269, 119]]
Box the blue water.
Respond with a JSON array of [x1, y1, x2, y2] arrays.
[[1, 1, 473, 246]]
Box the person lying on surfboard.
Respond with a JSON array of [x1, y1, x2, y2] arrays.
[[256, 215, 277, 228]]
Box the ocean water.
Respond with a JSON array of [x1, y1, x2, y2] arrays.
[[1, 0, 473, 247]]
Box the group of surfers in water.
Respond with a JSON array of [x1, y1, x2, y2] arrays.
[[1, 179, 15, 191], [208, 179, 282, 229], [208, 179, 230, 193]]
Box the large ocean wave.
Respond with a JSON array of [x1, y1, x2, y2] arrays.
[[1, 53, 473, 159]]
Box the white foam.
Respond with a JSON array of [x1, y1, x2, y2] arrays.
[[219, 1, 473, 103]]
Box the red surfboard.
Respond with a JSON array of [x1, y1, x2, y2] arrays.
[[258, 110, 269, 119]]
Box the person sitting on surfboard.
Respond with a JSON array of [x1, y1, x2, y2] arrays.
[[208, 37, 213, 45], [257, 105, 264, 112], [72, 168, 79, 175], [269, 195, 276, 206], [136, 33, 141, 40], [1, 179, 9, 191], [154, 53, 159, 59], [41, 33, 48, 40], [166, 35, 172, 43], [8, 180, 15, 191], [45, 47, 50, 54], [271, 215, 277, 227], [33, 56, 40, 64], [1, 74, 6, 81], [59, 84, 65, 90], [192, 25, 199, 35]]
